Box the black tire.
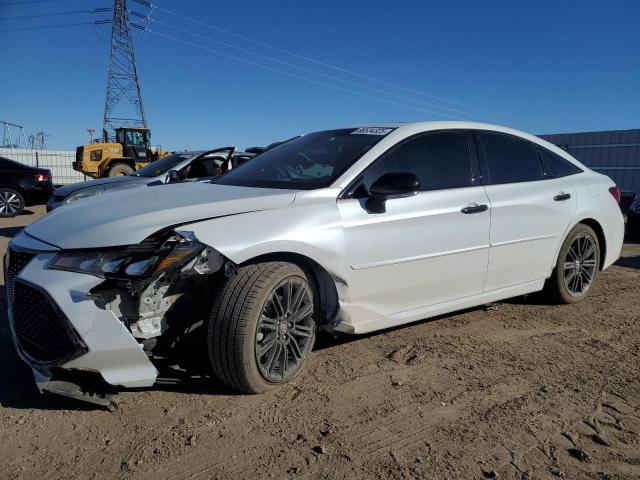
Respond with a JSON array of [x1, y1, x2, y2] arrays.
[[108, 162, 134, 177], [0, 188, 25, 217], [207, 262, 316, 393], [545, 224, 600, 304], [627, 216, 640, 241]]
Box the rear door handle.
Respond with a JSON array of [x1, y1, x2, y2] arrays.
[[461, 203, 488, 214], [554, 192, 571, 201]]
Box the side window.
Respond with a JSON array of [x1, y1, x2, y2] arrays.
[[185, 158, 210, 178], [187, 158, 224, 178], [479, 132, 544, 184], [363, 131, 473, 192], [539, 148, 583, 178]]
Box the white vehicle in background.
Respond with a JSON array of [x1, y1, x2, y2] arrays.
[[46, 147, 255, 211], [5, 122, 624, 407]]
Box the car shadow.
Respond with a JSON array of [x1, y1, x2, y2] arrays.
[[615, 255, 640, 270], [0, 226, 23, 240], [313, 304, 491, 351], [501, 291, 556, 306], [0, 282, 596, 411]]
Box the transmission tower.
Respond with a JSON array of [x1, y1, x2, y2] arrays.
[[102, 0, 147, 141], [1, 120, 27, 148], [28, 132, 50, 150]]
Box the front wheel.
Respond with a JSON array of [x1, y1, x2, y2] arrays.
[[545, 224, 600, 304], [207, 262, 316, 393], [108, 162, 134, 177]]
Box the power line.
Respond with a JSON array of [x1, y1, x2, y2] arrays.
[[152, 18, 478, 119], [2, 0, 72, 5], [0, 21, 107, 33], [1, 8, 110, 21], [150, 29, 464, 120], [154, 6, 498, 116], [85, 0, 112, 44]]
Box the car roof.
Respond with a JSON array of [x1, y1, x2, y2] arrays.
[[0, 156, 45, 171], [175, 149, 253, 157], [350, 121, 529, 135], [329, 121, 589, 190], [347, 121, 569, 156]]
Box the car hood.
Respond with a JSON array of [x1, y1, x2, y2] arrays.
[[27, 182, 296, 249], [54, 175, 142, 197]]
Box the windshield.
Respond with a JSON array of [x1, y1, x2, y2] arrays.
[[215, 128, 394, 190], [132, 153, 192, 178]]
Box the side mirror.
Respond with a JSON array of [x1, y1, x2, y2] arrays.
[[365, 171, 421, 214], [167, 169, 185, 183]]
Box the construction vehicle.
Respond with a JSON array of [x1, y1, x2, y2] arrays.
[[73, 127, 170, 178]]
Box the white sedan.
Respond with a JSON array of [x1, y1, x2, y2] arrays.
[[5, 122, 624, 405]]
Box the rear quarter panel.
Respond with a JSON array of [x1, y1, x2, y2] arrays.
[[568, 171, 624, 269]]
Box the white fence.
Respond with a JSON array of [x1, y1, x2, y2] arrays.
[[0, 147, 86, 185]]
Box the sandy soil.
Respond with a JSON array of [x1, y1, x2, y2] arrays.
[[1, 206, 639, 479]]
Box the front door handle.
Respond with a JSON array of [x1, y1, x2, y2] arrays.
[[461, 203, 489, 214], [554, 192, 571, 201]]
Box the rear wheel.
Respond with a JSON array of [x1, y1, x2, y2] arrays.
[[0, 188, 24, 217], [207, 262, 316, 393], [108, 162, 134, 177], [545, 224, 600, 304]]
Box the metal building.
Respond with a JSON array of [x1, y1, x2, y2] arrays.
[[539, 129, 640, 199]]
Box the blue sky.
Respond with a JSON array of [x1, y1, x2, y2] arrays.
[[1, 0, 638, 151]]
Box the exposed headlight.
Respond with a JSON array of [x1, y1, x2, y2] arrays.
[[64, 187, 106, 204], [48, 232, 205, 279]]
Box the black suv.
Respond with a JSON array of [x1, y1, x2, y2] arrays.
[[0, 156, 55, 217]]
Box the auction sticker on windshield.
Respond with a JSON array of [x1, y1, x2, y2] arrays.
[[350, 127, 394, 135]]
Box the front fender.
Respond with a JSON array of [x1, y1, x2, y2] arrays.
[[181, 197, 348, 281]]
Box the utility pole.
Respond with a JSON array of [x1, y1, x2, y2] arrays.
[[102, 0, 147, 141]]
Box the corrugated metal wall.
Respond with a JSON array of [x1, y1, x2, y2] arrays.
[[539, 129, 640, 192]]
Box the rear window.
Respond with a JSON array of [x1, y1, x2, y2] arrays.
[[539, 148, 583, 178], [479, 132, 544, 184]]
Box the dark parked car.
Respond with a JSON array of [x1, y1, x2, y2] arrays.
[[627, 192, 640, 240], [0, 156, 54, 217]]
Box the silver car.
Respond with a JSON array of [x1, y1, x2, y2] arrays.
[[46, 148, 254, 211], [5, 122, 624, 407]]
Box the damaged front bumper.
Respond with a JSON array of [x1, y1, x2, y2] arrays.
[[5, 233, 159, 405]]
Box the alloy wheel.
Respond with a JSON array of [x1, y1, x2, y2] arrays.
[[0, 191, 21, 215], [255, 277, 315, 382], [563, 233, 597, 296]]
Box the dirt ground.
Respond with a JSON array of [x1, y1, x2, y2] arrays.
[[1, 205, 639, 480]]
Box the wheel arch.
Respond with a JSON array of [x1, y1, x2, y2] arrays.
[[237, 251, 341, 328], [577, 217, 607, 270], [557, 217, 607, 271]]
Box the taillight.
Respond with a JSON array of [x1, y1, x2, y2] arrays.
[[32, 173, 50, 182], [609, 186, 621, 203]]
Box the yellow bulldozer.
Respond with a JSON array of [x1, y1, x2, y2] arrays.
[[73, 127, 171, 178]]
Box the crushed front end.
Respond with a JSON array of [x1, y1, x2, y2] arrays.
[[4, 229, 227, 407]]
